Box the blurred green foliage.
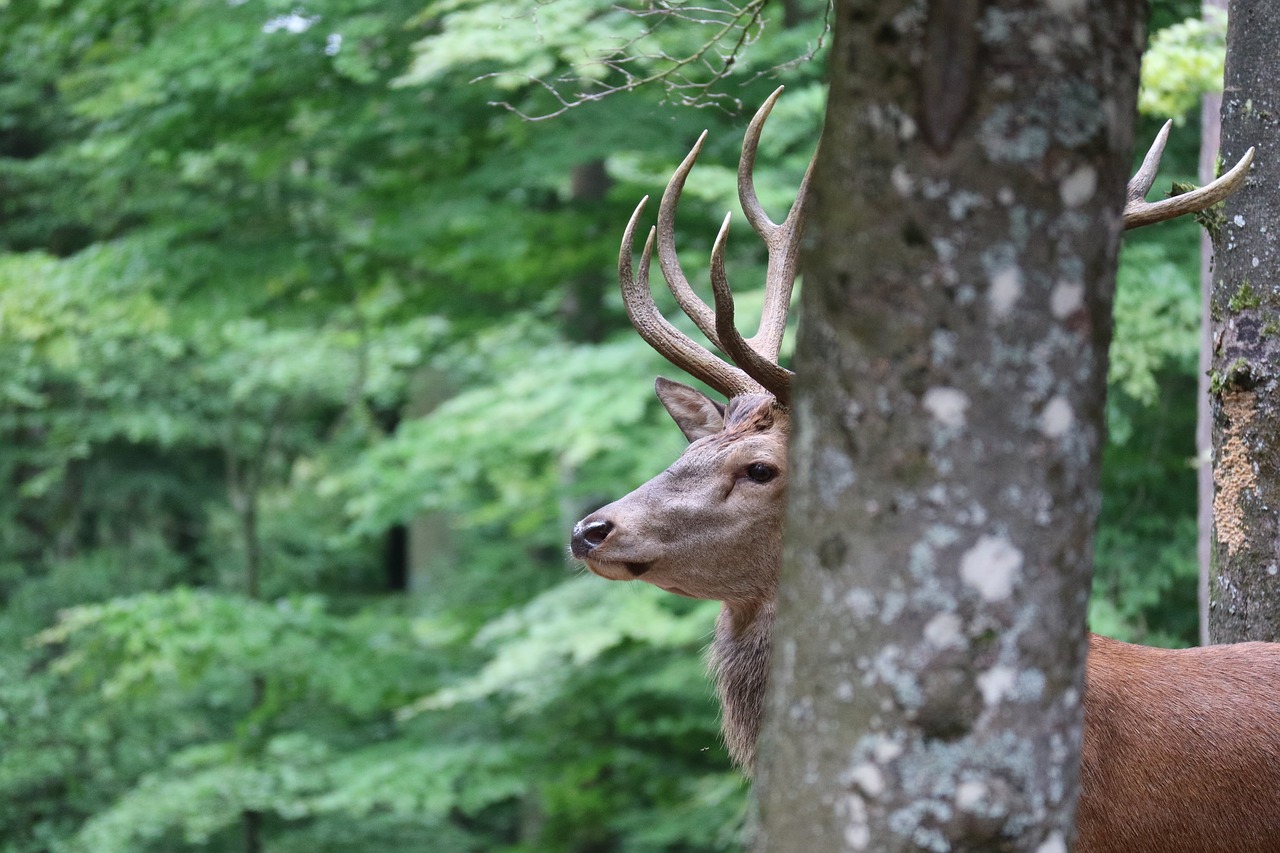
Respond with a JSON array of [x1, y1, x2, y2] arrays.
[[1139, 8, 1227, 123], [0, 0, 1222, 849]]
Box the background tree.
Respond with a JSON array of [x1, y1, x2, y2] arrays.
[[1198, 0, 1228, 643], [1208, 0, 1280, 643], [754, 1, 1147, 850]]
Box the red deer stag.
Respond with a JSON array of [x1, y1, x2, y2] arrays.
[[570, 88, 1277, 853]]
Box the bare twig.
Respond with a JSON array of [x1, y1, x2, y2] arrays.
[[475, 0, 832, 120]]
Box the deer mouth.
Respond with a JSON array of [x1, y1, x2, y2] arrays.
[[580, 557, 652, 582], [582, 559, 697, 597]]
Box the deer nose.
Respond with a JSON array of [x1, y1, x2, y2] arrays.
[[571, 519, 614, 558]]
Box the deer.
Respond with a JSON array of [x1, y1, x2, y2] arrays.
[[569, 87, 1280, 853]]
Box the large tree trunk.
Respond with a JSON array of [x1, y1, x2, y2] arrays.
[[754, 1, 1146, 849], [1208, 0, 1280, 644]]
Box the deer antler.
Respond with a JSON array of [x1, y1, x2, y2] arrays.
[[1125, 120, 1254, 230], [620, 86, 814, 406], [737, 88, 816, 365], [655, 131, 725, 353], [710, 213, 797, 401], [619, 199, 764, 399], [624, 99, 1256, 405]]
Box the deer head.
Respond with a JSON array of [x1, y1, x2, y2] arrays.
[[569, 87, 809, 615], [571, 381, 788, 605], [568, 88, 1254, 770]]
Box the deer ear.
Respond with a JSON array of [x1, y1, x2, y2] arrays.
[[655, 377, 725, 442]]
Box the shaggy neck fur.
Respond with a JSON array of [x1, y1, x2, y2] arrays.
[[707, 600, 775, 771]]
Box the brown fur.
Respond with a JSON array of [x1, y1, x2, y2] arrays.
[[1078, 635, 1280, 852], [707, 600, 775, 767], [571, 382, 1280, 852]]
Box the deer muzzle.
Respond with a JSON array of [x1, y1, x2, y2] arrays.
[[570, 516, 653, 578], [570, 519, 613, 559]]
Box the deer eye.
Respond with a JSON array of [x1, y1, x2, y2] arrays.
[[745, 462, 777, 483]]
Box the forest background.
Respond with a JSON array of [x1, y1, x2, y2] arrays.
[[0, 0, 1229, 850]]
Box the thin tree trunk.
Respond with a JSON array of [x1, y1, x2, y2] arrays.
[[242, 493, 261, 599], [754, 1, 1146, 849], [405, 367, 455, 595], [1208, 0, 1280, 644], [243, 796, 263, 853], [1197, 0, 1227, 647], [239, 483, 264, 852], [226, 417, 274, 853], [562, 159, 612, 344]]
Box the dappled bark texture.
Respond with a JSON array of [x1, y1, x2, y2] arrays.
[[754, 1, 1145, 850], [1208, 0, 1280, 644]]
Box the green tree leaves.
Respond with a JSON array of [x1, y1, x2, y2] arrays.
[[1139, 8, 1227, 123]]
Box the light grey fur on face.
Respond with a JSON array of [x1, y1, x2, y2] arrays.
[[571, 381, 787, 770]]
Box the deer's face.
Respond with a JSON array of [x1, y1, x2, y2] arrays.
[[570, 378, 788, 605]]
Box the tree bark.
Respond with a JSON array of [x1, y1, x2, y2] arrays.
[[1197, 0, 1227, 647], [1208, 0, 1280, 644], [754, 1, 1146, 850]]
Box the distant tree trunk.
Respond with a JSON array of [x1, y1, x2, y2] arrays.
[[754, 1, 1146, 850], [1198, 0, 1227, 646], [242, 798, 263, 853], [561, 159, 612, 344], [406, 367, 455, 594], [224, 412, 277, 853], [1208, 0, 1280, 644]]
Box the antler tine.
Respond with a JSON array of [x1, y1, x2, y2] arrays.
[[710, 212, 795, 405], [656, 131, 725, 350], [619, 196, 763, 400], [1124, 119, 1255, 230], [738, 85, 814, 361]]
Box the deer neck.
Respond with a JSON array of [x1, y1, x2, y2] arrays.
[[709, 598, 775, 772]]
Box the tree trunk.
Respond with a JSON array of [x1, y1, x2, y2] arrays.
[[405, 367, 455, 595], [754, 1, 1146, 850], [561, 159, 613, 344], [1197, 0, 1227, 647], [1207, 0, 1280, 644], [226, 426, 270, 853]]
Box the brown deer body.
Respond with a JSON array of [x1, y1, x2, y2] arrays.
[[570, 89, 1276, 852], [1079, 636, 1280, 852]]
